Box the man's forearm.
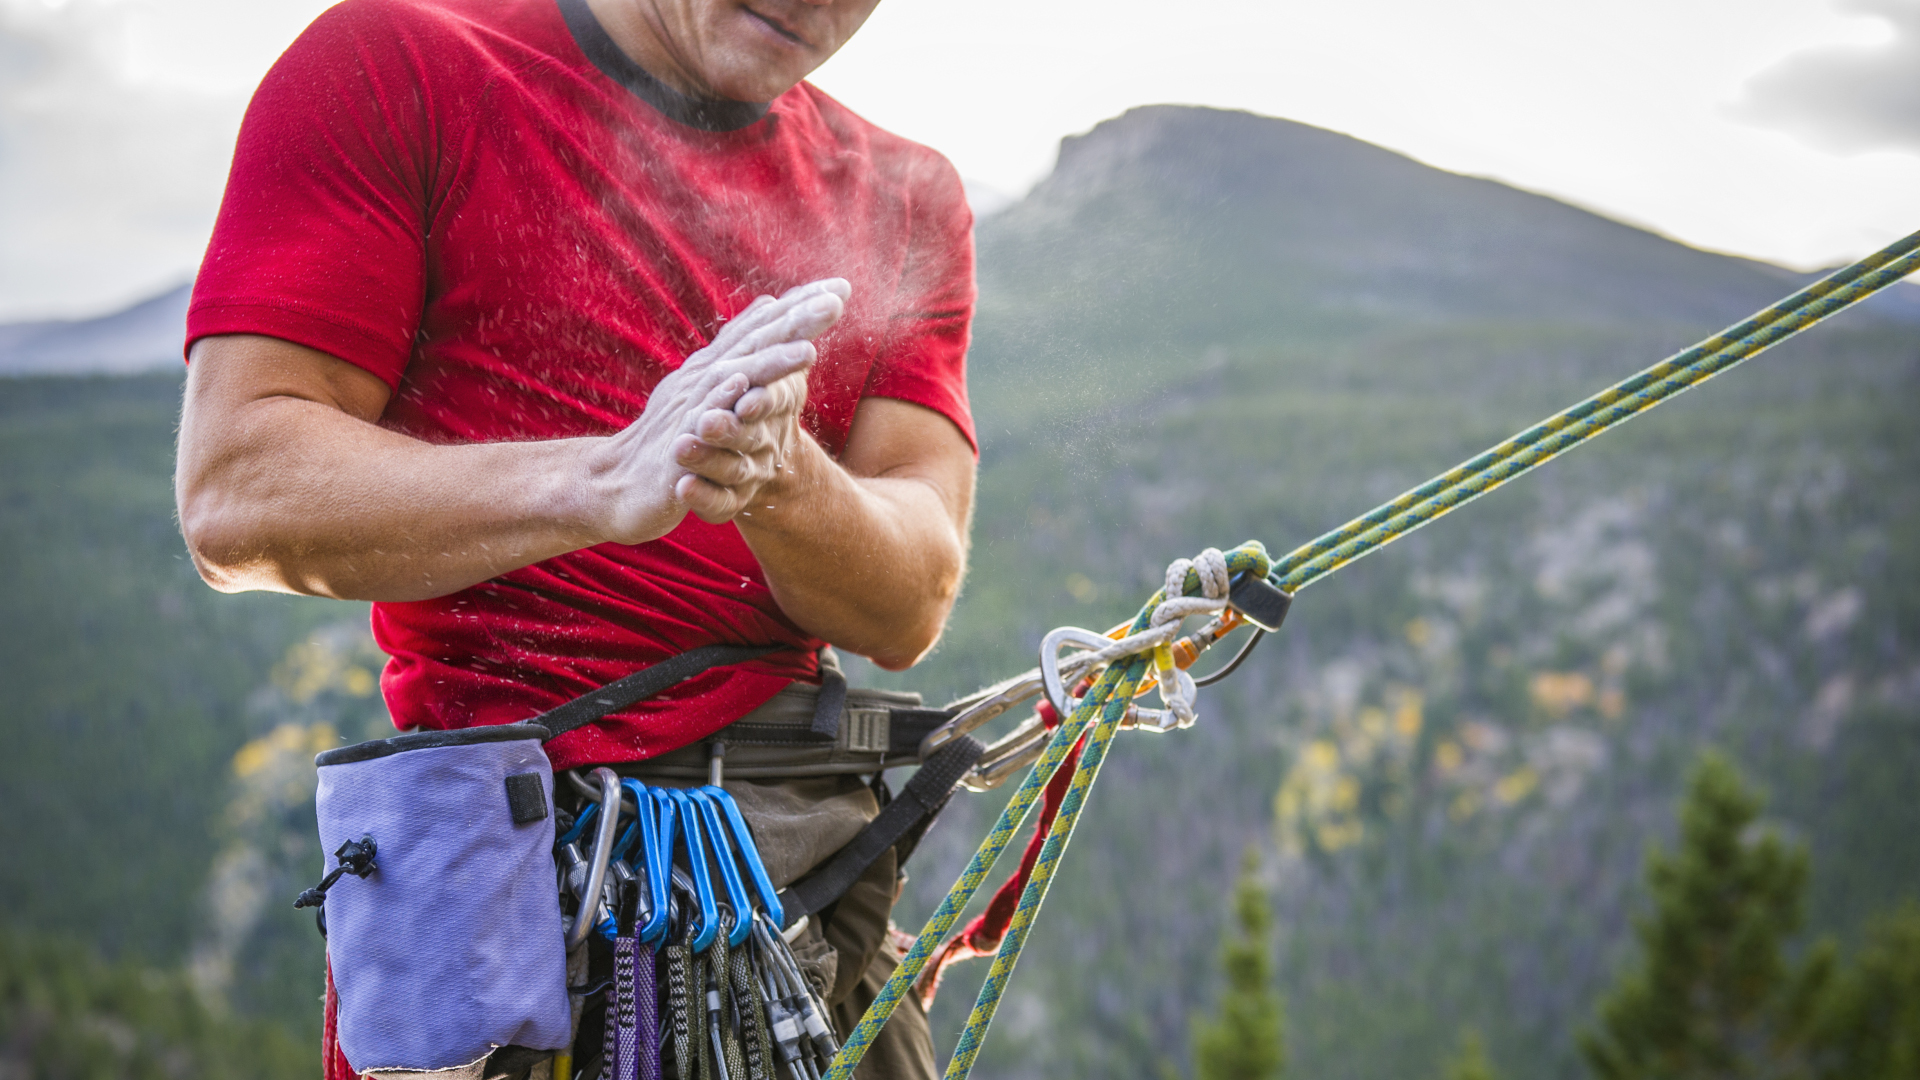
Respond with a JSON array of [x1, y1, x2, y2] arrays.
[[735, 402, 973, 670], [178, 388, 611, 601]]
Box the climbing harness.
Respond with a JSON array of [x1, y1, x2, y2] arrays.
[[822, 227, 1920, 1079]]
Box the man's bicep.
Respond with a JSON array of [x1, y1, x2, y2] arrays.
[[185, 335, 394, 425], [838, 396, 975, 532]]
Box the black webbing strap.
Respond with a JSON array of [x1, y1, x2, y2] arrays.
[[778, 734, 986, 928], [533, 644, 784, 741], [809, 649, 849, 740]]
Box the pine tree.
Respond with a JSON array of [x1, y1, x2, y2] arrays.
[[1193, 847, 1286, 1080], [1810, 901, 1920, 1080], [1443, 1028, 1499, 1080], [1579, 751, 1831, 1080]]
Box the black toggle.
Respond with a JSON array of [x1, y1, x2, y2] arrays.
[[294, 834, 379, 909]]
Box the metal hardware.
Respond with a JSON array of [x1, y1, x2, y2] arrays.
[[1039, 626, 1117, 721], [689, 790, 755, 949], [959, 721, 1051, 792], [919, 671, 1045, 759], [704, 785, 784, 929], [664, 789, 721, 953], [565, 767, 621, 951], [1227, 574, 1293, 632]]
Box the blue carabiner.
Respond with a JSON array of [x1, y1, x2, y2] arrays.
[[702, 785, 784, 930], [623, 780, 671, 943], [664, 789, 719, 952], [651, 790, 681, 942], [690, 790, 755, 948], [557, 800, 598, 849]]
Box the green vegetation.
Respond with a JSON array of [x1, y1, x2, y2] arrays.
[[893, 108, 1920, 1080], [1443, 1030, 1498, 1080], [1580, 753, 1830, 1079], [1192, 848, 1286, 1080], [1810, 904, 1920, 1080], [0, 928, 309, 1079], [1576, 752, 1920, 1080]]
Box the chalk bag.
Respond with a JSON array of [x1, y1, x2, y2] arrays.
[[308, 723, 572, 1078]]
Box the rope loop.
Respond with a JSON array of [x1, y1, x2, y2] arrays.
[[1151, 546, 1232, 628]]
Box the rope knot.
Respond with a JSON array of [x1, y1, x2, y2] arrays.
[[1150, 546, 1232, 629]]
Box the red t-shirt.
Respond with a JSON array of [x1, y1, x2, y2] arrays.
[[187, 0, 976, 769]]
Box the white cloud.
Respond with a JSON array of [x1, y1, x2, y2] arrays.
[[0, 0, 243, 318], [1734, 0, 1920, 155], [3, 0, 1917, 320], [0, 0, 330, 320], [812, 0, 1920, 272]]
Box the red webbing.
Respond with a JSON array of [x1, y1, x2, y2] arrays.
[[915, 700, 1082, 1005]]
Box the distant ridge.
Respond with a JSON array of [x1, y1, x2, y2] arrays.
[[1, 105, 1912, 381], [975, 106, 1919, 360], [0, 284, 188, 377]]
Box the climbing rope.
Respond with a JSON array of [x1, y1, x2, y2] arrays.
[[828, 227, 1920, 1079], [1269, 228, 1920, 593]]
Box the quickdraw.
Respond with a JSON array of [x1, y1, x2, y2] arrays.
[[552, 770, 837, 1080], [826, 226, 1920, 1079]]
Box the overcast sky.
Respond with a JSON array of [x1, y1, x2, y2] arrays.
[[2, 0, 1916, 321]]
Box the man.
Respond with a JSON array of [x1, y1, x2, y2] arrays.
[[173, 0, 976, 1073]]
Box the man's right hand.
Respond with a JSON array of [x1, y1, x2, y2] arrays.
[[588, 277, 849, 542]]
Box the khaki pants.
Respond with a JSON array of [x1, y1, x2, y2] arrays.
[[703, 774, 935, 1080]]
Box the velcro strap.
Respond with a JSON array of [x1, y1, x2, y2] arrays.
[[779, 734, 986, 927], [533, 644, 784, 741]]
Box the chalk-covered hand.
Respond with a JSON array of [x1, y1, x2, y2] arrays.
[[588, 278, 848, 542]]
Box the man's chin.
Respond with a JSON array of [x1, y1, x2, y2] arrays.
[[704, 56, 811, 104]]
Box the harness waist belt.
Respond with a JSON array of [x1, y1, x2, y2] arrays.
[[617, 684, 954, 779]]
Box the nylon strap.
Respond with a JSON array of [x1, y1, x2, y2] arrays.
[[810, 649, 849, 740], [533, 644, 784, 741], [611, 928, 640, 1080], [779, 734, 986, 927]]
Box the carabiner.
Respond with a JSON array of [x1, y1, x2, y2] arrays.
[[919, 671, 1045, 759], [664, 788, 720, 952], [689, 790, 755, 948], [1040, 626, 1118, 721], [623, 780, 671, 943], [565, 767, 622, 951], [703, 785, 784, 930]]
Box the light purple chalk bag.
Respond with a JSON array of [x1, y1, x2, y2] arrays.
[[312, 723, 571, 1078]]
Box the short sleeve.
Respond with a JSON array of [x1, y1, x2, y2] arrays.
[[864, 149, 978, 453], [185, 0, 449, 388]]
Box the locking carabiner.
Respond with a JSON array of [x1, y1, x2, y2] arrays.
[[564, 767, 622, 951]]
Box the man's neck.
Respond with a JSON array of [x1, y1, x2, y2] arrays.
[[583, 0, 718, 101]]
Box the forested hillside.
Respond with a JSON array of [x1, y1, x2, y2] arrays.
[[2, 106, 1916, 1079]]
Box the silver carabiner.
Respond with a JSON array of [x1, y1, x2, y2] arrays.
[[1039, 626, 1116, 721], [565, 766, 622, 951], [918, 671, 1046, 759], [959, 716, 1052, 792]]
